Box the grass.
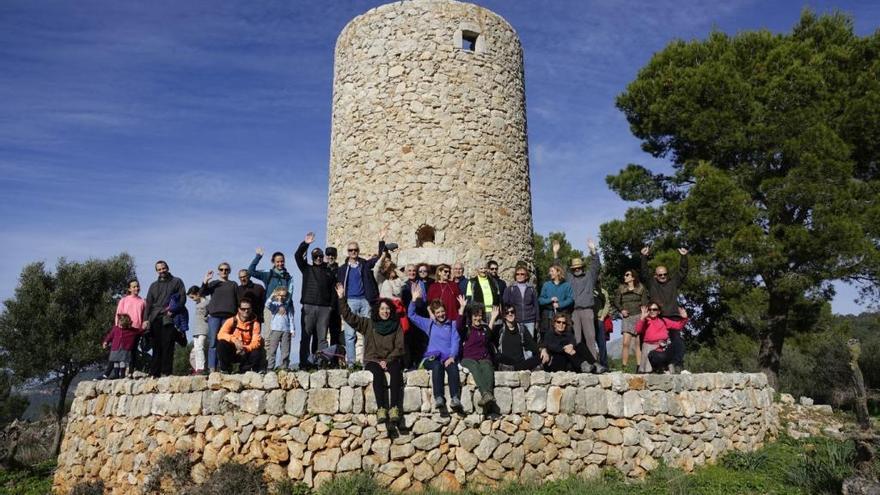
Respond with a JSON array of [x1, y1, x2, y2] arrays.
[[0, 460, 54, 495], [4, 435, 872, 495]]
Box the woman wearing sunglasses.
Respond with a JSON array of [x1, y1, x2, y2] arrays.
[[494, 305, 541, 371], [539, 313, 593, 373], [635, 303, 688, 373]]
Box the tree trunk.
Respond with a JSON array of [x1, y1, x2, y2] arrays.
[[52, 371, 76, 456], [758, 292, 789, 391]]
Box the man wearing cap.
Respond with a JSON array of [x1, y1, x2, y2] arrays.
[[553, 238, 604, 371], [295, 232, 337, 369]]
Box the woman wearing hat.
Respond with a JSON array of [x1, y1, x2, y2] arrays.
[[538, 263, 574, 340]]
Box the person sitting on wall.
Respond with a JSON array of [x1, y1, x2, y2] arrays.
[[636, 303, 688, 374], [335, 283, 406, 426], [407, 284, 463, 414], [493, 304, 542, 371], [539, 313, 593, 373], [217, 297, 264, 373], [459, 300, 500, 413]]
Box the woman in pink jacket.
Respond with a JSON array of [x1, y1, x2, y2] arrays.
[[635, 303, 687, 373]]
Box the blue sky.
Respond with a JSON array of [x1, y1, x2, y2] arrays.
[[2, 0, 878, 326]]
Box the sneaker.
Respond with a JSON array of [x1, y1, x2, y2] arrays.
[[388, 407, 401, 425], [376, 407, 388, 423], [434, 397, 446, 409], [449, 397, 464, 413], [594, 364, 608, 374], [477, 392, 495, 407], [580, 362, 595, 373]]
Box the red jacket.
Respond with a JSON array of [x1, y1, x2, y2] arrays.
[[103, 325, 145, 351], [635, 317, 687, 344], [427, 281, 461, 321]]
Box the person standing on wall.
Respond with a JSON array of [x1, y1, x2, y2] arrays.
[[295, 232, 336, 370], [236, 269, 265, 324], [144, 260, 186, 377], [640, 245, 689, 373], [201, 262, 239, 372], [486, 260, 506, 296], [502, 263, 539, 340], [466, 262, 501, 322], [337, 228, 384, 366], [553, 239, 604, 372], [248, 248, 295, 330]]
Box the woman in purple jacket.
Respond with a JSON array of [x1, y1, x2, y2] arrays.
[[407, 284, 463, 413], [459, 300, 499, 412]]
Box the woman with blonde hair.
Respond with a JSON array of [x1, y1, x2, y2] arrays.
[[537, 263, 573, 340]]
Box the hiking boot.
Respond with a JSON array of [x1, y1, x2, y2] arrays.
[[388, 407, 401, 425], [449, 397, 464, 413], [433, 397, 446, 409], [376, 407, 388, 423]]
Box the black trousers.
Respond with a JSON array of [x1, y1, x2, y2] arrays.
[[329, 308, 342, 347], [404, 329, 428, 369], [497, 354, 542, 371], [150, 323, 176, 377], [217, 340, 265, 373], [669, 329, 685, 367], [365, 359, 404, 410], [545, 349, 587, 372]]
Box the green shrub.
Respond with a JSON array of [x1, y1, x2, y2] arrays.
[[143, 452, 194, 493], [190, 462, 267, 495], [68, 480, 104, 495], [786, 438, 856, 494], [315, 471, 381, 495], [720, 449, 769, 471], [273, 479, 313, 495]]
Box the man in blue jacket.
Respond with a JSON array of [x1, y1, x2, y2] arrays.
[[337, 228, 385, 366]]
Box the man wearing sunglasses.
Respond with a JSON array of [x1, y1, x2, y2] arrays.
[[640, 245, 689, 373], [337, 228, 386, 366]]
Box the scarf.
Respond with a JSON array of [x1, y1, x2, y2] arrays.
[[374, 319, 398, 336]]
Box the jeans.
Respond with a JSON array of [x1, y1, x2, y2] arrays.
[[206, 315, 228, 371], [300, 304, 331, 366], [365, 359, 404, 410], [343, 298, 370, 364], [423, 357, 461, 401]]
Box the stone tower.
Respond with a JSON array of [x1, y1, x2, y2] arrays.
[[326, 0, 534, 278]]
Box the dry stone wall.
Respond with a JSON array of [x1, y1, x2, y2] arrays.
[[54, 370, 778, 494], [327, 0, 534, 279]]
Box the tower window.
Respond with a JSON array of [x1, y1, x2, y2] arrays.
[[416, 224, 436, 247], [462, 31, 479, 52]]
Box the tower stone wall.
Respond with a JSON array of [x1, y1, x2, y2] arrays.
[[326, 0, 533, 277]]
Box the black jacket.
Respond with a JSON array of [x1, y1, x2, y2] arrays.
[[641, 253, 688, 318], [494, 321, 539, 362], [145, 275, 186, 325], [201, 279, 238, 317], [237, 282, 265, 323], [295, 242, 336, 307], [540, 328, 576, 354], [466, 276, 501, 307]]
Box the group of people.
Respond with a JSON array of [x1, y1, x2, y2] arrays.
[[100, 229, 691, 423]]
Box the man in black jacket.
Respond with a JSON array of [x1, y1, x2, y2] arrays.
[[295, 232, 337, 369], [640, 245, 689, 372], [144, 260, 186, 377]]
